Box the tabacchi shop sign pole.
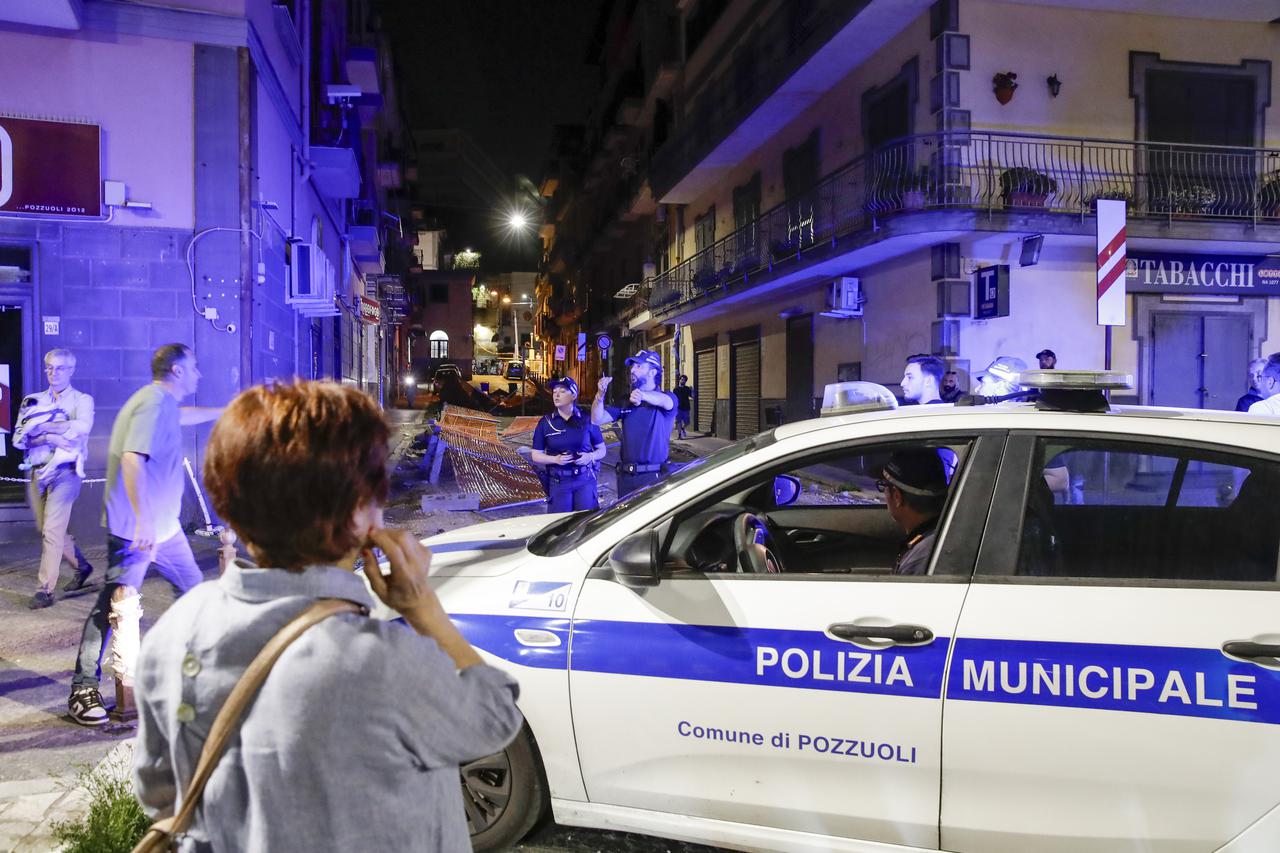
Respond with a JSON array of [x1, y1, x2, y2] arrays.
[[1096, 199, 1127, 370]]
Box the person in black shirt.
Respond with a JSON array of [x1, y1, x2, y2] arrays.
[[592, 350, 678, 499], [531, 377, 606, 512], [1237, 358, 1267, 412], [672, 374, 694, 439]]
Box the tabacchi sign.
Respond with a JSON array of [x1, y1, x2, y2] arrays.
[[0, 116, 101, 217]]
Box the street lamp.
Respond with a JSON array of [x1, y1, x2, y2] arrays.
[[503, 294, 534, 414]]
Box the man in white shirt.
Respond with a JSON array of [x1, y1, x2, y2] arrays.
[[12, 348, 96, 609], [1248, 354, 1280, 417]]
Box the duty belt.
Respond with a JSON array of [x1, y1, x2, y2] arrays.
[[549, 465, 591, 480], [618, 462, 663, 474]]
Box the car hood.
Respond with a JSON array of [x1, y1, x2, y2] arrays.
[[419, 512, 573, 576]]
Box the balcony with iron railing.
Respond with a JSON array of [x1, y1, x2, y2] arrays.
[[631, 130, 1280, 323]]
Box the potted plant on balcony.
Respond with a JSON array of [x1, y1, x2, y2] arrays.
[[902, 165, 932, 210], [1168, 184, 1217, 216], [1085, 188, 1133, 212], [691, 265, 720, 292], [1259, 173, 1280, 218], [1000, 167, 1056, 208], [770, 236, 801, 262]]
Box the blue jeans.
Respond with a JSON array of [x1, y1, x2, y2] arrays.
[[72, 532, 204, 689], [548, 475, 599, 513], [617, 470, 663, 499]]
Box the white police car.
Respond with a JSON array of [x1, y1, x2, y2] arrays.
[[384, 371, 1280, 853]]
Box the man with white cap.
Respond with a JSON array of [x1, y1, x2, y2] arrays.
[[974, 355, 1029, 398], [975, 355, 1073, 499], [593, 349, 678, 498]]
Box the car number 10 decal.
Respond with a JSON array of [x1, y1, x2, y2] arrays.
[[510, 581, 572, 611]]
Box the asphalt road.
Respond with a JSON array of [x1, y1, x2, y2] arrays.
[[516, 823, 726, 852]]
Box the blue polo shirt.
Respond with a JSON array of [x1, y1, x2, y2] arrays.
[[533, 409, 603, 469], [606, 392, 678, 465]]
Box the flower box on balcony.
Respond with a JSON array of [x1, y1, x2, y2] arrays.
[[1000, 167, 1056, 209], [770, 238, 800, 260], [692, 268, 719, 291], [731, 255, 761, 277], [901, 166, 932, 210], [1086, 190, 1133, 212], [1260, 175, 1280, 218], [1158, 184, 1218, 217]]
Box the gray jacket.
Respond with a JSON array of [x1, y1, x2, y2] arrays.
[[132, 562, 522, 852]]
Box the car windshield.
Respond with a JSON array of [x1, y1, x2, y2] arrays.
[[528, 429, 778, 557]]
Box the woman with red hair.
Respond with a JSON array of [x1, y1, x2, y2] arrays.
[[131, 381, 522, 851]]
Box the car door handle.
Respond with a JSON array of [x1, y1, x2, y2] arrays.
[[828, 622, 934, 645], [1222, 641, 1280, 660], [791, 532, 828, 545]]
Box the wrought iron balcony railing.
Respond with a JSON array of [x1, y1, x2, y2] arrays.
[[636, 131, 1280, 320]]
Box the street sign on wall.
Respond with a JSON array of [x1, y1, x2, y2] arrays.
[[554, 344, 566, 362], [973, 264, 1010, 319], [358, 296, 381, 325], [1125, 252, 1280, 296], [0, 117, 101, 217]]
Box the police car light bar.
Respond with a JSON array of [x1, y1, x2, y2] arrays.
[[820, 381, 898, 417], [1019, 369, 1134, 391]]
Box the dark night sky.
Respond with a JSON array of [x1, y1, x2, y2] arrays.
[[377, 1, 605, 268]]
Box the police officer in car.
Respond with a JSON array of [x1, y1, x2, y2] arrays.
[[592, 349, 678, 499], [531, 377, 606, 512], [879, 449, 949, 575]]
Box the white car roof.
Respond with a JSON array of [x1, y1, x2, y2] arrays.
[[772, 401, 1280, 453]]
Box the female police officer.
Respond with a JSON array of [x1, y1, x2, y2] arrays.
[[531, 377, 607, 512]]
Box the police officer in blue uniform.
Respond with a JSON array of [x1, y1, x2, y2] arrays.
[[592, 349, 678, 499], [531, 377, 606, 512]]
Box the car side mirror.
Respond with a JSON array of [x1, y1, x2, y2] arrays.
[[608, 530, 660, 588], [773, 474, 801, 507]]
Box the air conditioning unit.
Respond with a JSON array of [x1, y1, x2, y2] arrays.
[[820, 276, 863, 318], [288, 242, 339, 315]]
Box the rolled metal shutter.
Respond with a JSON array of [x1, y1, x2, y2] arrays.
[[695, 348, 716, 433], [732, 340, 761, 438]]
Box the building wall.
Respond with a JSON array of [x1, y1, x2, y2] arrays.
[[964, 1, 1280, 142], [670, 7, 933, 262], [0, 29, 196, 230]]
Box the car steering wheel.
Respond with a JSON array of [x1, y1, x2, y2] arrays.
[[733, 513, 782, 574]]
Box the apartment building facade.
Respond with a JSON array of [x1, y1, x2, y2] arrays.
[[603, 0, 1280, 438], [0, 0, 409, 525]]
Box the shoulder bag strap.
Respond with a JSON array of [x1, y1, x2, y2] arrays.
[[134, 598, 363, 850]]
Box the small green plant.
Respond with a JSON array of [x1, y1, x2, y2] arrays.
[[1169, 184, 1217, 213], [52, 747, 150, 853]]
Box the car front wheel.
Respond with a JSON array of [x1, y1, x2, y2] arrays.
[[463, 724, 549, 851]]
